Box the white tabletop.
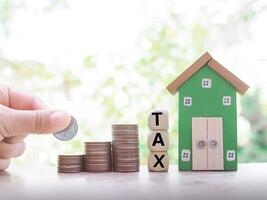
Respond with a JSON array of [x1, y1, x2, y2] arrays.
[[0, 163, 266, 200]]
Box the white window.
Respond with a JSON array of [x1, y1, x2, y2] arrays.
[[226, 150, 235, 161], [181, 149, 190, 161], [223, 96, 231, 106], [183, 97, 192, 106], [202, 78, 212, 88]]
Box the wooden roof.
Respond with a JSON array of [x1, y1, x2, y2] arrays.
[[166, 52, 249, 95]]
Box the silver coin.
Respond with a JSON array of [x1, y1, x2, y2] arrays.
[[53, 116, 78, 141]]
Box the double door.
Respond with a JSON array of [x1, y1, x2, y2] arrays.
[[192, 117, 223, 170]]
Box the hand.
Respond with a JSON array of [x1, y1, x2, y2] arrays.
[[0, 85, 71, 171]]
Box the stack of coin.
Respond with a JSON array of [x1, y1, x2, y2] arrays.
[[58, 155, 84, 173], [112, 124, 140, 172], [84, 142, 112, 172]]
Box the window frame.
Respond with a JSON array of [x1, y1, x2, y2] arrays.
[[223, 96, 232, 106], [201, 78, 212, 88], [181, 149, 191, 162], [183, 97, 192, 106], [226, 150, 235, 161]]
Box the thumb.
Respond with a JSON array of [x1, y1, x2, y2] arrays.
[[1, 109, 71, 137]]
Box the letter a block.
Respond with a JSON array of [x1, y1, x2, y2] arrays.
[[148, 152, 169, 172], [148, 131, 169, 152], [148, 110, 169, 130]]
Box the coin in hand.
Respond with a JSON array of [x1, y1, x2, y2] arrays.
[[53, 116, 78, 141]]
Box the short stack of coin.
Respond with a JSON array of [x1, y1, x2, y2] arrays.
[[84, 142, 112, 173], [112, 124, 140, 172], [58, 155, 84, 173]]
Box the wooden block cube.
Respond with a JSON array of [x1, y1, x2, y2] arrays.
[[148, 152, 169, 172], [148, 131, 169, 152], [148, 110, 169, 130]]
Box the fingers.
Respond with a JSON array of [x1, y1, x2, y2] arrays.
[[0, 85, 9, 107], [0, 159, 10, 171], [0, 108, 71, 137], [0, 134, 3, 142], [7, 86, 49, 110], [4, 135, 28, 144], [0, 141, 26, 159]]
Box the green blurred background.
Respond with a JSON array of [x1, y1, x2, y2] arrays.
[[0, 0, 266, 167]]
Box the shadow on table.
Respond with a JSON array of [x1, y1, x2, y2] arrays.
[[0, 170, 11, 177], [178, 170, 237, 185], [0, 169, 26, 188]]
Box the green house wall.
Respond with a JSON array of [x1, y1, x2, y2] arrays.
[[178, 64, 237, 171]]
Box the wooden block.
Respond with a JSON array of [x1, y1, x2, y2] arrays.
[[207, 117, 224, 170], [148, 110, 169, 130], [148, 152, 169, 172], [148, 131, 169, 152], [192, 117, 208, 170]]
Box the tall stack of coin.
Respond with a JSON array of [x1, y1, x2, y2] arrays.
[[58, 155, 84, 173], [84, 142, 112, 172], [112, 124, 140, 172]]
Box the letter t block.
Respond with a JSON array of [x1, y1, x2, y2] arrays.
[[148, 110, 169, 130]]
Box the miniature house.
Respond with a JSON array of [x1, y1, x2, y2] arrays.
[[167, 52, 249, 171]]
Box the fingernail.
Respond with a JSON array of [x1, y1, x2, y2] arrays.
[[50, 111, 71, 128]]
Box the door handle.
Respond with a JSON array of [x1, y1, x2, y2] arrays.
[[197, 140, 206, 149], [209, 139, 217, 149]]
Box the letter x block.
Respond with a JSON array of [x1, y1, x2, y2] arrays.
[[148, 110, 169, 130], [148, 131, 169, 152], [148, 152, 169, 172]]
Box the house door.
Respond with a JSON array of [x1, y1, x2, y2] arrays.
[[192, 117, 224, 170]]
